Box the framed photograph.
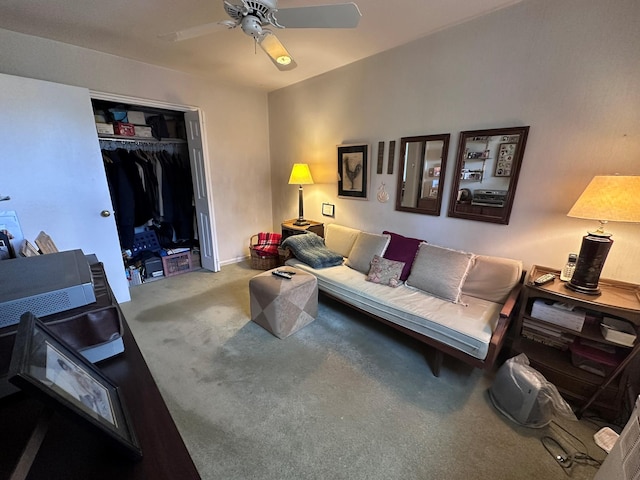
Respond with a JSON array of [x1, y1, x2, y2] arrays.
[[338, 143, 369, 199], [322, 203, 335, 217], [8, 312, 142, 460]]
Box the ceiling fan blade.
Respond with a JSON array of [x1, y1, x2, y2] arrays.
[[275, 2, 362, 29], [158, 20, 235, 42], [258, 32, 297, 71]]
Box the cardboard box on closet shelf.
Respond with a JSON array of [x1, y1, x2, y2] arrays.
[[127, 110, 147, 125], [113, 122, 135, 136], [96, 122, 114, 135], [135, 126, 153, 138]]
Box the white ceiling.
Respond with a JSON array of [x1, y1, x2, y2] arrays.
[[0, 0, 523, 92]]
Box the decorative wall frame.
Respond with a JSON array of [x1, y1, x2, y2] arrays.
[[395, 133, 450, 216], [338, 143, 369, 199], [387, 140, 396, 174], [376, 141, 384, 174], [9, 312, 142, 460], [447, 126, 529, 225]]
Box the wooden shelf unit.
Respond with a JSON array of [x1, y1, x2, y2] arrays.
[[512, 265, 640, 421]]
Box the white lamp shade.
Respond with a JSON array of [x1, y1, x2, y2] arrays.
[[288, 164, 314, 185], [567, 175, 640, 223]]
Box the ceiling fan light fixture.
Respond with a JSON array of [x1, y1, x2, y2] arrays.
[[258, 31, 297, 70]]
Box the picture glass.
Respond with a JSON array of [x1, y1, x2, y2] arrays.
[[338, 144, 369, 199], [10, 313, 142, 459]]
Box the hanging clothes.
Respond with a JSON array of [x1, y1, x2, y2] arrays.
[[101, 142, 194, 250]]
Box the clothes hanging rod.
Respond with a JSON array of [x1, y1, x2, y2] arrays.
[[98, 135, 186, 145]]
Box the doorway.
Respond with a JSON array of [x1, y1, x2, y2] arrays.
[[90, 92, 220, 282]]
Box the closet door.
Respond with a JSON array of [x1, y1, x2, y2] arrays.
[[185, 111, 219, 272], [0, 73, 129, 302]]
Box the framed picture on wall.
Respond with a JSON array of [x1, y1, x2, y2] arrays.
[[338, 143, 369, 199], [495, 143, 516, 177]]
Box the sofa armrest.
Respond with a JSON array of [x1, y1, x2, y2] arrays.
[[499, 282, 521, 321], [484, 282, 522, 371]]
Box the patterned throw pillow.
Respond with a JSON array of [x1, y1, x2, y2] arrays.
[[366, 255, 405, 287]]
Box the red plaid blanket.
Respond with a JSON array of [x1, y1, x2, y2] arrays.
[[252, 232, 282, 256]]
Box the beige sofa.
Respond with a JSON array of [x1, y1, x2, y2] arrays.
[[283, 224, 523, 376]]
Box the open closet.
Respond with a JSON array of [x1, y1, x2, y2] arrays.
[[91, 98, 217, 284]]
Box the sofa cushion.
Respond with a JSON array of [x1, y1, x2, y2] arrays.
[[366, 255, 404, 287], [286, 258, 502, 361], [345, 232, 391, 274], [324, 224, 361, 258], [462, 255, 523, 303], [406, 243, 474, 304], [382, 231, 424, 281]]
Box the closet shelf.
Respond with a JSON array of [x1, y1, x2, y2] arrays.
[[98, 134, 186, 144]]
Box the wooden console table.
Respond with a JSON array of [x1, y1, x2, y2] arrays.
[[0, 264, 200, 480]]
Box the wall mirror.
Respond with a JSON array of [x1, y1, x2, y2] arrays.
[[395, 134, 450, 216], [447, 126, 529, 225]]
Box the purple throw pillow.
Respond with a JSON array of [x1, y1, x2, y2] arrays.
[[382, 231, 424, 281]]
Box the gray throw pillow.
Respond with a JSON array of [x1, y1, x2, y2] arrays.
[[406, 243, 474, 304], [345, 232, 390, 274]]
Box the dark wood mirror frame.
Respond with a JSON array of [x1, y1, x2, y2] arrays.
[[395, 134, 450, 216], [447, 126, 529, 225]]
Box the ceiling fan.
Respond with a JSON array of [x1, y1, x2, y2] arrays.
[[159, 0, 362, 71]]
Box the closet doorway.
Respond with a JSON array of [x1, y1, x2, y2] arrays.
[[91, 92, 219, 280]]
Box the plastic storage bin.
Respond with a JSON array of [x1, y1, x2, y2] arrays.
[[162, 251, 193, 277]]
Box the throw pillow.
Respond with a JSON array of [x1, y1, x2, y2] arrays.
[[345, 232, 391, 274], [366, 255, 405, 287], [382, 231, 424, 281], [406, 243, 474, 304]]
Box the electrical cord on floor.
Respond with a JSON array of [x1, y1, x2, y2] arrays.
[[540, 420, 602, 476]]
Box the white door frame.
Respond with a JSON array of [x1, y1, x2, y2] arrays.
[[90, 90, 220, 272]]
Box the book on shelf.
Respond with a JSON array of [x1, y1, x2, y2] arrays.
[[521, 329, 571, 351]]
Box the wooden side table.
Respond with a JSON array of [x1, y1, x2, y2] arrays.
[[512, 265, 640, 421], [281, 219, 324, 241]]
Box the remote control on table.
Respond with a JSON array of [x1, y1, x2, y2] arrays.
[[533, 273, 555, 286], [272, 270, 292, 279]]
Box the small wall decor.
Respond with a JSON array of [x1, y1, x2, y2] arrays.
[[322, 202, 335, 217], [377, 183, 389, 203], [495, 143, 516, 177], [338, 143, 369, 200], [376, 141, 384, 174], [387, 140, 396, 174]]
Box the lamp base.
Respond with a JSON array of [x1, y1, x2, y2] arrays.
[[293, 219, 310, 226], [565, 233, 613, 296]]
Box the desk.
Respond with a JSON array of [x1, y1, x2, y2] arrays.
[[0, 267, 200, 480]]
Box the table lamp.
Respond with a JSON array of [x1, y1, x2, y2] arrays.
[[566, 175, 640, 295], [288, 163, 314, 226]]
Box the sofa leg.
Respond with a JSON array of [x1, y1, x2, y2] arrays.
[[431, 350, 443, 377]]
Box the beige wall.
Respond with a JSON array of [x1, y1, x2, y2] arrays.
[[268, 0, 640, 283], [0, 28, 272, 265]]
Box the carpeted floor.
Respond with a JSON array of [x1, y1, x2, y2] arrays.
[[120, 262, 608, 480]]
